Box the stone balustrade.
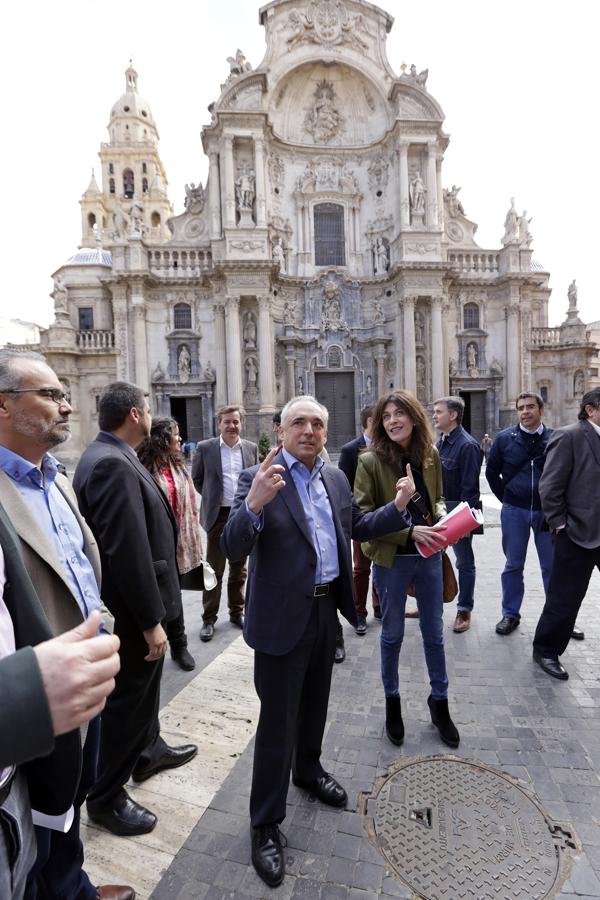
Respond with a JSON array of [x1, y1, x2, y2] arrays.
[[530, 327, 561, 346], [148, 249, 212, 278], [77, 330, 115, 350], [448, 252, 500, 273]]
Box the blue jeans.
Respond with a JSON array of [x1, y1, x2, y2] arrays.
[[500, 504, 554, 620], [452, 535, 476, 612], [373, 553, 448, 700]]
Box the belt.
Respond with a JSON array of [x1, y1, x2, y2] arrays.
[[0, 766, 16, 806], [313, 581, 336, 597]]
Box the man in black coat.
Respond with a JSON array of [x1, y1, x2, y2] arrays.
[[74, 382, 197, 837]]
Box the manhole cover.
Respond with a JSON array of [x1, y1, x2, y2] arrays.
[[361, 756, 578, 900]]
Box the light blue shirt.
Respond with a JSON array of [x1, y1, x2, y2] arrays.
[[0, 445, 101, 620]]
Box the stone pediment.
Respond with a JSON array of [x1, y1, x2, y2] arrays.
[[218, 72, 267, 112], [390, 82, 444, 122], [166, 209, 210, 245]]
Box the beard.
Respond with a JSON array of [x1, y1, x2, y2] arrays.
[[12, 409, 71, 448]]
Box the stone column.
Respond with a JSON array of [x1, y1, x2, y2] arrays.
[[506, 303, 521, 401], [254, 137, 267, 227], [208, 150, 222, 238], [285, 353, 296, 401], [430, 296, 444, 400], [398, 141, 410, 228], [131, 305, 149, 391], [212, 301, 227, 409], [403, 296, 417, 392], [111, 285, 130, 381], [394, 300, 403, 388], [296, 201, 304, 255], [426, 142, 438, 228], [225, 295, 243, 405], [257, 295, 276, 411], [223, 136, 236, 228], [375, 348, 386, 396]]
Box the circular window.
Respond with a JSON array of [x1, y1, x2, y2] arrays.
[[142, 110, 148, 117], [123, 105, 130, 112], [376, 190, 382, 197]]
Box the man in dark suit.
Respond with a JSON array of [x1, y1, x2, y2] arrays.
[[74, 382, 197, 837], [338, 404, 381, 634], [221, 395, 414, 888], [532, 388, 600, 679], [192, 405, 258, 641]]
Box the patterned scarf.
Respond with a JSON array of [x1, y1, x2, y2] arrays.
[[154, 464, 203, 574]]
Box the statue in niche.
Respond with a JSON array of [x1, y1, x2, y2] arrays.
[[373, 298, 385, 325], [304, 80, 343, 144], [272, 238, 286, 272], [283, 298, 296, 325], [368, 155, 389, 191], [245, 357, 258, 389], [449, 357, 457, 376], [443, 185, 464, 218], [409, 171, 426, 216], [502, 198, 519, 246], [227, 49, 252, 76], [414, 310, 425, 345], [373, 238, 389, 274], [178, 345, 191, 383], [128, 200, 144, 236], [235, 166, 255, 211], [518, 210, 532, 247], [339, 163, 358, 193], [321, 281, 345, 332], [151, 361, 165, 382], [204, 360, 216, 383], [416, 356, 426, 388], [574, 371, 585, 397], [243, 312, 257, 349], [466, 342, 479, 375], [366, 374, 373, 395], [296, 161, 317, 192], [112, 205, 129, 240], [184, 182, 205, 215], [568, 279, 577, 308], [51, 275, 68, 315], [297, 375, 304, 395]]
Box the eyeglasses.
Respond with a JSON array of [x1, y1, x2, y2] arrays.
[[4, 388, 71, 405]]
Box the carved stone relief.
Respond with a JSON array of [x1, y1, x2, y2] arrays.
[[286, 1, 371, 52], [304, 80, 344, 144]]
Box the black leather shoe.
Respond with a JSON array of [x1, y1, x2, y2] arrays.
[[251, 824, 285, 888], [229, 613, 244, 628], [170, 646, 196, 671], [427, 695, 460, 748], [87, 791, 156, 836], [571, 627, 585, 641], [533, 650, 569, 680], [355, 616, 367, 636], [373, 607, 382, 619], [200, 622, 214, 642], [334, 641, 346, 663], [131, 743, 198, 783], [495, 616, 519, 635], [293, 773, 347, 808]]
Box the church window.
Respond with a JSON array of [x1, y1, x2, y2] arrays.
[[142, 163, 147, 174], [151, 211, 161, 227], [174, 303, 192, 330], [142, 178, 149, 193], [123, 169, 135, 198], [540, 386, 549, 404], [463, 302, 479, 330], [109, 178, 115, 194], [87, 213, 96, 228], [78, 307, 94, 331], [108, 163, 114, 174], [314, 203, 345, 266]]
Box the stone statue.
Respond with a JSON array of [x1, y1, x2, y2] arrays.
[[568, 279, 578, 308], [373, 299, 385, 325], [518, 210, 532, 247], [489, 357, 504, 376], [128, 200, 144, 235], [227, 48, 252, 76], [112, 205, 129, 240], [51, 275, 68, 315], [414, 310, 425, 345], [416, 356, 426, 387], [339, 163, 358, 193], [406, 63, 429, 88], [272, 238, 286, 272], [203, 360, 216, 382], [366, 374, 373, 394], [502, 198, 519, 246], [235, 167, 255, 210], [444, 185, 464, 218], [321, 281, 344, 332], [184, 182, 205, 215], [297, 375, 304, 395], [449, 357, 457, 376], [283, 298, 295, 325], [467, 342, 478, 371], [178, 345, 191, 383], [151, 361, 165, 382], [243, 312, 257, 348], [304, 80, 343, 144], [409, 171, 426, 216], [574, 370, 585, 397], [373, 238, 389, 274], [245, 356, 258, 388]]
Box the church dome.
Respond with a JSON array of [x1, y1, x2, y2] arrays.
[[65, 248, 112, 267], [110, 65, 155, 126]]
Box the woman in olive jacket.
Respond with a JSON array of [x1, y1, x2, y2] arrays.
[[354, 390, 459, 748]]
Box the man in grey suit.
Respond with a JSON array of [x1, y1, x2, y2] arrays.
[[192, 405, 258, 641], [533, 387, 600, 679]]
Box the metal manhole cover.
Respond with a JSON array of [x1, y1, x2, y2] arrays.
[[361, 756, 578, 900]]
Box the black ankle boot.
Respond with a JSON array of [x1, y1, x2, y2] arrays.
[[385, 696, 404, 746], [427, 695, 459, 747]]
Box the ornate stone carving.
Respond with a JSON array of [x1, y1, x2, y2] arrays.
[[151, 361, 165, 382], [235, 164, 255, 211], [373, 298, 385, 325], [518, 211, 532, 247], [320, 280, 346, 332], [178, 344, 191, 383], [304, 80, 344, 144], [203, 361, 216, 383], [574, 370, 585, 397], [272, 238, 286, 272], [274, 351, 283, 378], [245, 355, 258, 388], [409, 171, 426, 217], [405, 242, 437, 255], [268, 154, 285, 187], [128, 200, 144, 236], [443, 185, 464, 218], [230, 240, 264, 252], [226, 49, 252, 77], [287, 1, 370, 51], [386, 351, 396, 375], [184, 182, 205, 214], [414, 310, 425, 346], [401, 63, 429, 89], [243, 312, 257, 348], [51, 275, 68, 317], [502, 198, 519, 246], [112, 205, 129, 240], [372, 238, 389, 275], [368, 155, 389, 193], [466, 341, 479, 376]]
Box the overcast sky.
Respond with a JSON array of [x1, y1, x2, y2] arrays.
[[2, 0, 597, 328]]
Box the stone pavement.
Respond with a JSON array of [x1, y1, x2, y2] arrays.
[[88, 479, 600, 899]]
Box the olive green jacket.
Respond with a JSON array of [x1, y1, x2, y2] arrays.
[[354, 448, 446, 568]]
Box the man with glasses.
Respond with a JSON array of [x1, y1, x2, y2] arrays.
[[0, 350, 134, 900]]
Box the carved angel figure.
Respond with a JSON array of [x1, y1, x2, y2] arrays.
[[227, 49, 252, 76], [444, 185, 464, 218], [184, 182, 205, 215]]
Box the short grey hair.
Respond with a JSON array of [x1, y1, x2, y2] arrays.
[[434, 395, 465, 425], [0, 349, 48, 392], [280, 394, 329, 428]]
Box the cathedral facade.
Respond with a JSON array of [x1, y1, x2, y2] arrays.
[[40, 0, 596, 458]]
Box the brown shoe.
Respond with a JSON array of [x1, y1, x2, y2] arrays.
[[405, 608, 419, 618], [453, 611, 471, 633], [96, 887, 136, 900]]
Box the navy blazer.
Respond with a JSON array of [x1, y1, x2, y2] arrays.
[[338, 434, 367, 490], [437, 425, 483, 505], [221, 452, 410, 656]]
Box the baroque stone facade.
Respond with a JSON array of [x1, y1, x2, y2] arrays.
[[40, 0, 597, 458]]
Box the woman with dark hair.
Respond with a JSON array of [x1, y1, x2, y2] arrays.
[[138, 417, 203, 671], [354, 390, 459, 748]]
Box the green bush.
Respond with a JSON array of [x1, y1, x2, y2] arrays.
[[258, 431, 271, 461]]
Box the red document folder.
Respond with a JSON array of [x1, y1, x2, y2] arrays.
[[415, 501, 484, 558]]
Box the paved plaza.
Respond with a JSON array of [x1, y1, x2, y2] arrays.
[[83, 479, 600, 899]]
